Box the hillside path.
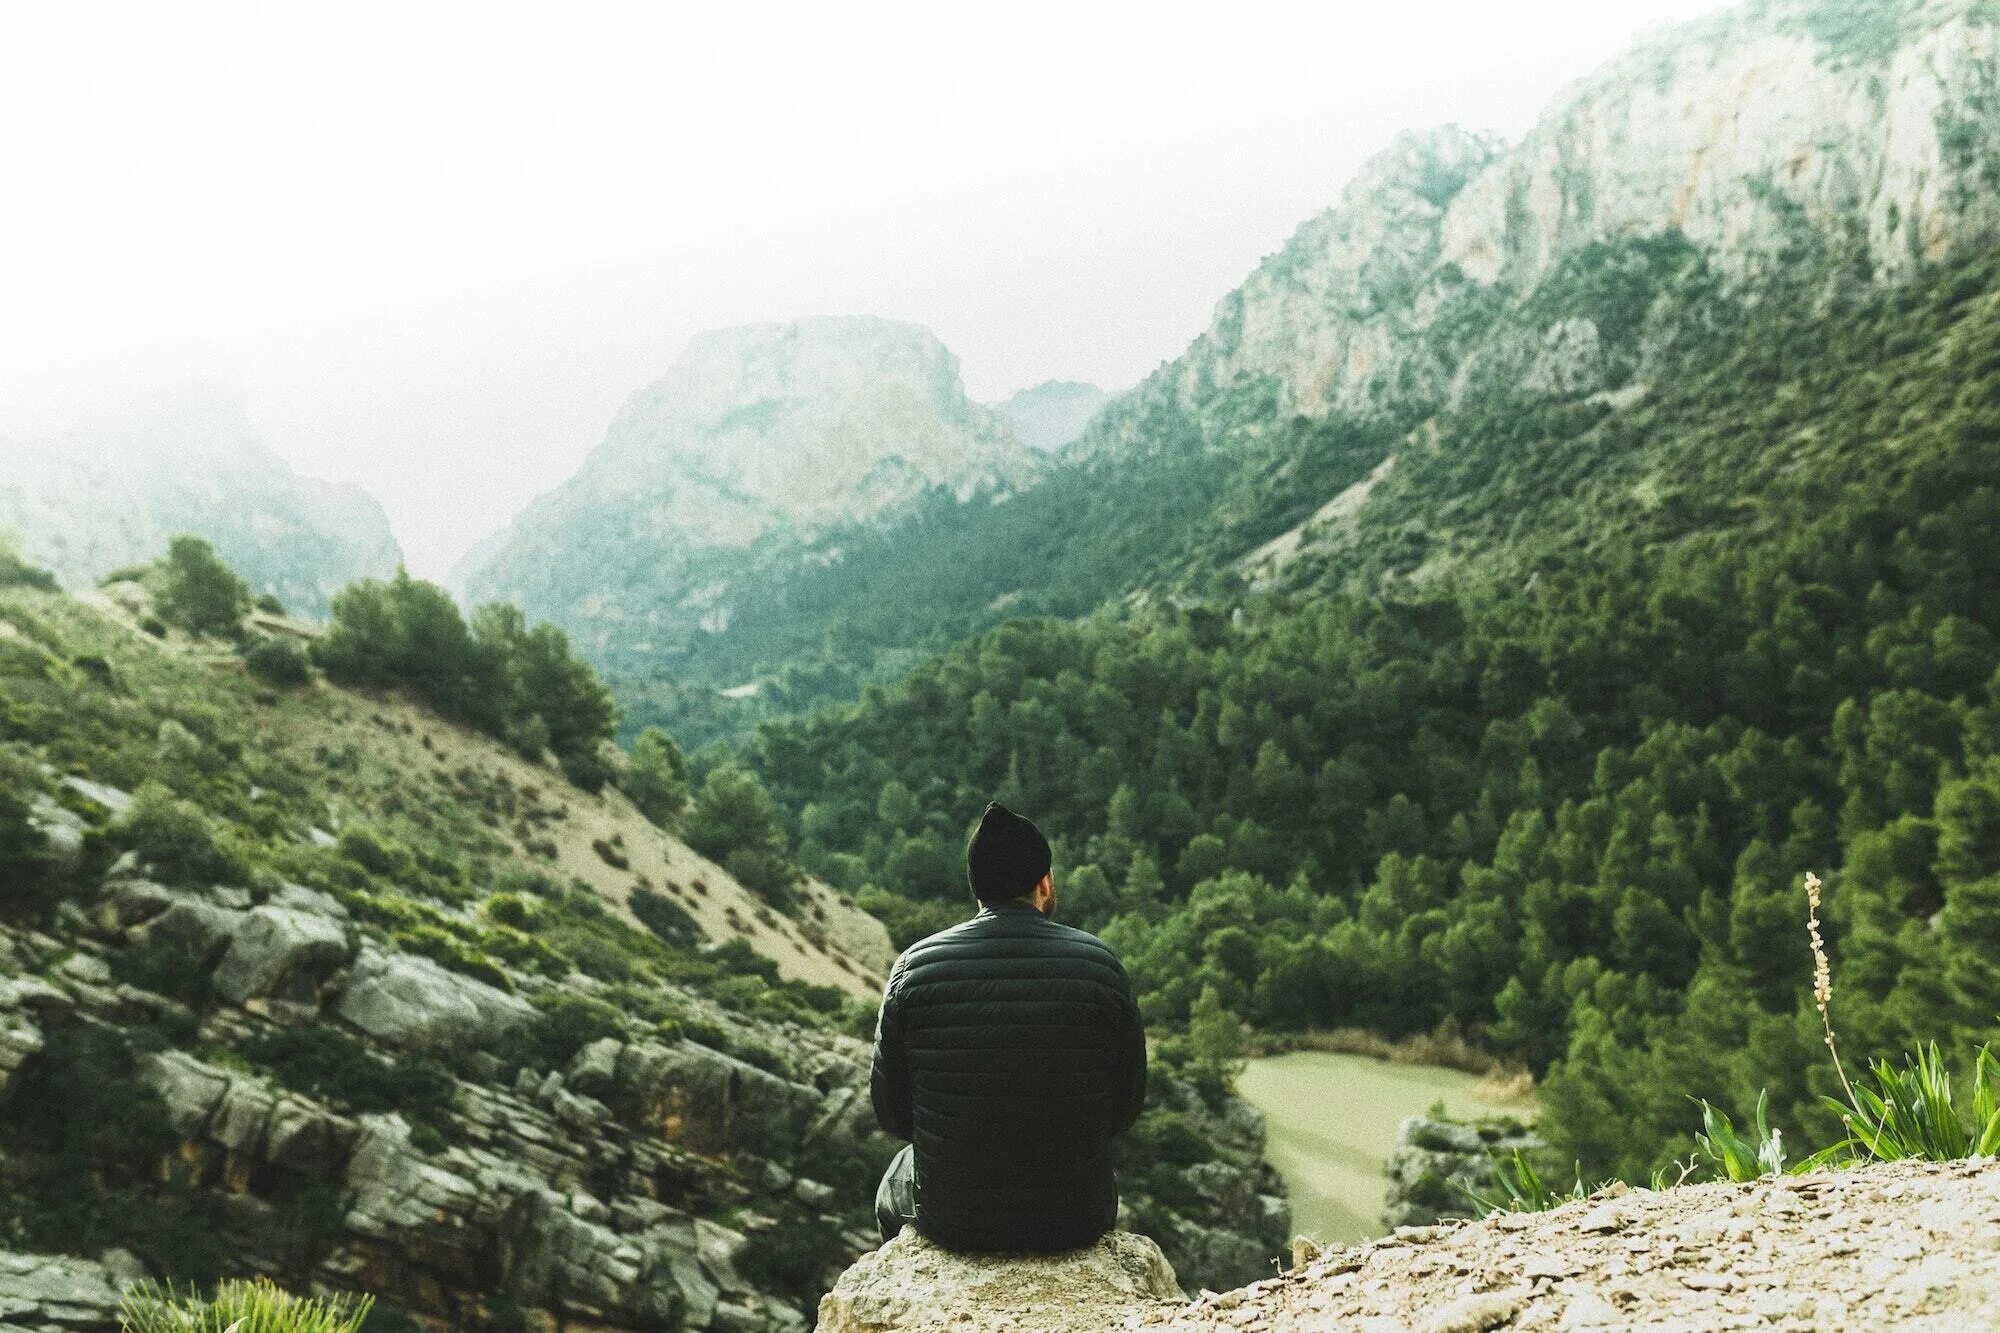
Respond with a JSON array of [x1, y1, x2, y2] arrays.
[[1136, 1158, 2000, 1331]]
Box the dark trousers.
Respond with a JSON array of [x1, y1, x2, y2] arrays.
[[874, 1144, 918, 1243]]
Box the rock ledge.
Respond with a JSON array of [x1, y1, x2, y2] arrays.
[[817, 1230, 1185, 1333]]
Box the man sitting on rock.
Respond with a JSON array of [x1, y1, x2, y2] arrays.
[[869, 802, 1148, 1252]]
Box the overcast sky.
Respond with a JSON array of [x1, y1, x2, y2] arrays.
[[0, 0, 1724, 579]]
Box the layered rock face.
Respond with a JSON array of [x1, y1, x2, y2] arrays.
[[0, 348, 400, 616], [453, 317, 1041, 662], [1, 764, 1286, 1327]]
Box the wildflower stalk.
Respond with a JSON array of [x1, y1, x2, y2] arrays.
[[1804, 871, 1859, 1109]]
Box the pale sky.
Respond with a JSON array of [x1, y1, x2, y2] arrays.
[[0, 0, 1724, 579]]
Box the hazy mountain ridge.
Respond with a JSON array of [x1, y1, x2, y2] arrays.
[[0, 354, 402, 617], [991, 380, 1111, 451], [452, 317, 1042, 665]]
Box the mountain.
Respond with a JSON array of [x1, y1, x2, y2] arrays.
[[601, 0, 2000, 750], [0, 347, 401, 617], [453, 317, 1042, 673], [992, 380, 1110, 451], [739, 0, 2000, 1200]]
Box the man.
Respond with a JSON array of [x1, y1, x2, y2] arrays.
[[869, 802, 1148, 1253]]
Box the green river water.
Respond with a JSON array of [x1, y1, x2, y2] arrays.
[[1236, 1052, 1500, 1245]]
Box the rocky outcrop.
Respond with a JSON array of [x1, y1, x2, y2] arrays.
[[991, 380, 1111, 452], [1079, 0, 2000, 468], [1381, 1114, 1544, 1230], [817, 1229, 1185, 1333], [334, 948, 535, 1053], [1142, 1158, 2000, 1331], [0, 1250, 128, 1329], [210, 905, 350, 1006]]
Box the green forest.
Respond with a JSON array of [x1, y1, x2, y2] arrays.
[[732, 244, 2000, 1183]]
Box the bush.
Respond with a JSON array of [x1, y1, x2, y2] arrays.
[[245, 638, 313, 687], [735, 1217, 855, 1301], [392, 924, 515, 993], [110, 938, 214, 1007], [493, 992, 626, 1073], [119, 782, 250, 886], [121, 1278, 373, 1333], [624, 727, 690, 826], [238, 1026, 456, 1131], [155, 535, 250, 639], [629, 887, 702, 946], [0, 543, 59, 591]]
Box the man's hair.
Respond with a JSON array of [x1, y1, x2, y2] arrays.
[[966, 802, 1052, 904]]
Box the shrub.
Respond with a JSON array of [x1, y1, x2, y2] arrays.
[[110, 938, 214, 1007], [392, 925, 514, 993], [238, 1026, 455, 1131], [121, 1278, 373, 1333], [119, 782, 250, 886], [734, 1217, 855, 1301], [492, 992, 626, 1073], [629, 887, 702, 946], [245, 638, 313, 687], [624, 727, 690, 826], [253, 592, 287, 615], [0, 544, 59, 591], [155, 535, 250, 639]]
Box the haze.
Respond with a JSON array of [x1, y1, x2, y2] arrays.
[[0, 0, 1722, 579]]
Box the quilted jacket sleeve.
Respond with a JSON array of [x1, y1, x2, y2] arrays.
[[869, 955, 913, 1142]]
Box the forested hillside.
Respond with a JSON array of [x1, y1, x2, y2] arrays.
[[743, 238, 2000, 1182]]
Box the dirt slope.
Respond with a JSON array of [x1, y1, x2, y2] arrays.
[[1139, 1158, 2000, 1332]]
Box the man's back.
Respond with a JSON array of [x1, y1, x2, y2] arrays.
[[869, 899, 1147, 1252]]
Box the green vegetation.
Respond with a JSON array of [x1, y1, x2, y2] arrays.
[[157, 535, 252, 639], [741, 246, 2000, 1184], [0, 541, 59, 593], [682, 764, 800, 905], [313, 571, 617, 787], [121, 1278, 373, 1333], [624, 725, 690, 825], [245, 637, 314, 687]]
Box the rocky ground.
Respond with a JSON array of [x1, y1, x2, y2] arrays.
[[815, 1158, 2000, 1332], [1144, 1157, 2000, 1332]]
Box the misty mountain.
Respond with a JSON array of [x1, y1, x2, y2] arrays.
[[452, 315, 1042, 668], [991, 379, 1111, 451], [0, 346, 401, 616]]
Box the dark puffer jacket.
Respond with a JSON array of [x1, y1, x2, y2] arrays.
[[869, 899, 1148, 1252]]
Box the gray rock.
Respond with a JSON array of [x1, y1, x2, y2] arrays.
[[615, 1038, 821, 1155], [335, 948, 534, 1053], [27, 794, 86, 869], [61, 776, 132, 818], [268, 880, 349, 920], [0, 1248, 128, 1327], [128, 894, 246, 968], [211, 905, 350, 1005], [817, 1229, 1184, 1333]]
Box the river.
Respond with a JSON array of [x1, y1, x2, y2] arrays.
[[1236, 1051, 1511, 1245]]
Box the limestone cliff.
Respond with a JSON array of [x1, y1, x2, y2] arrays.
[[991, 380, 1111, 452], [0, 347, 401, 617], [1077, 0, 2000, 463], [453, 317, 1041, 667]]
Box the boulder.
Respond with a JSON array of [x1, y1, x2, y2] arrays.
[[336, 948, 534, 1053], [615, 1038, 822, 1156], [0, 1248, 127, 1329], [27, 794, 86, 870], [816, 1230, 1185, 1333], [211, 905, 350, 1004]]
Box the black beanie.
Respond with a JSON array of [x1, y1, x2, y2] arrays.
[[966, 802, 1052, 903]]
